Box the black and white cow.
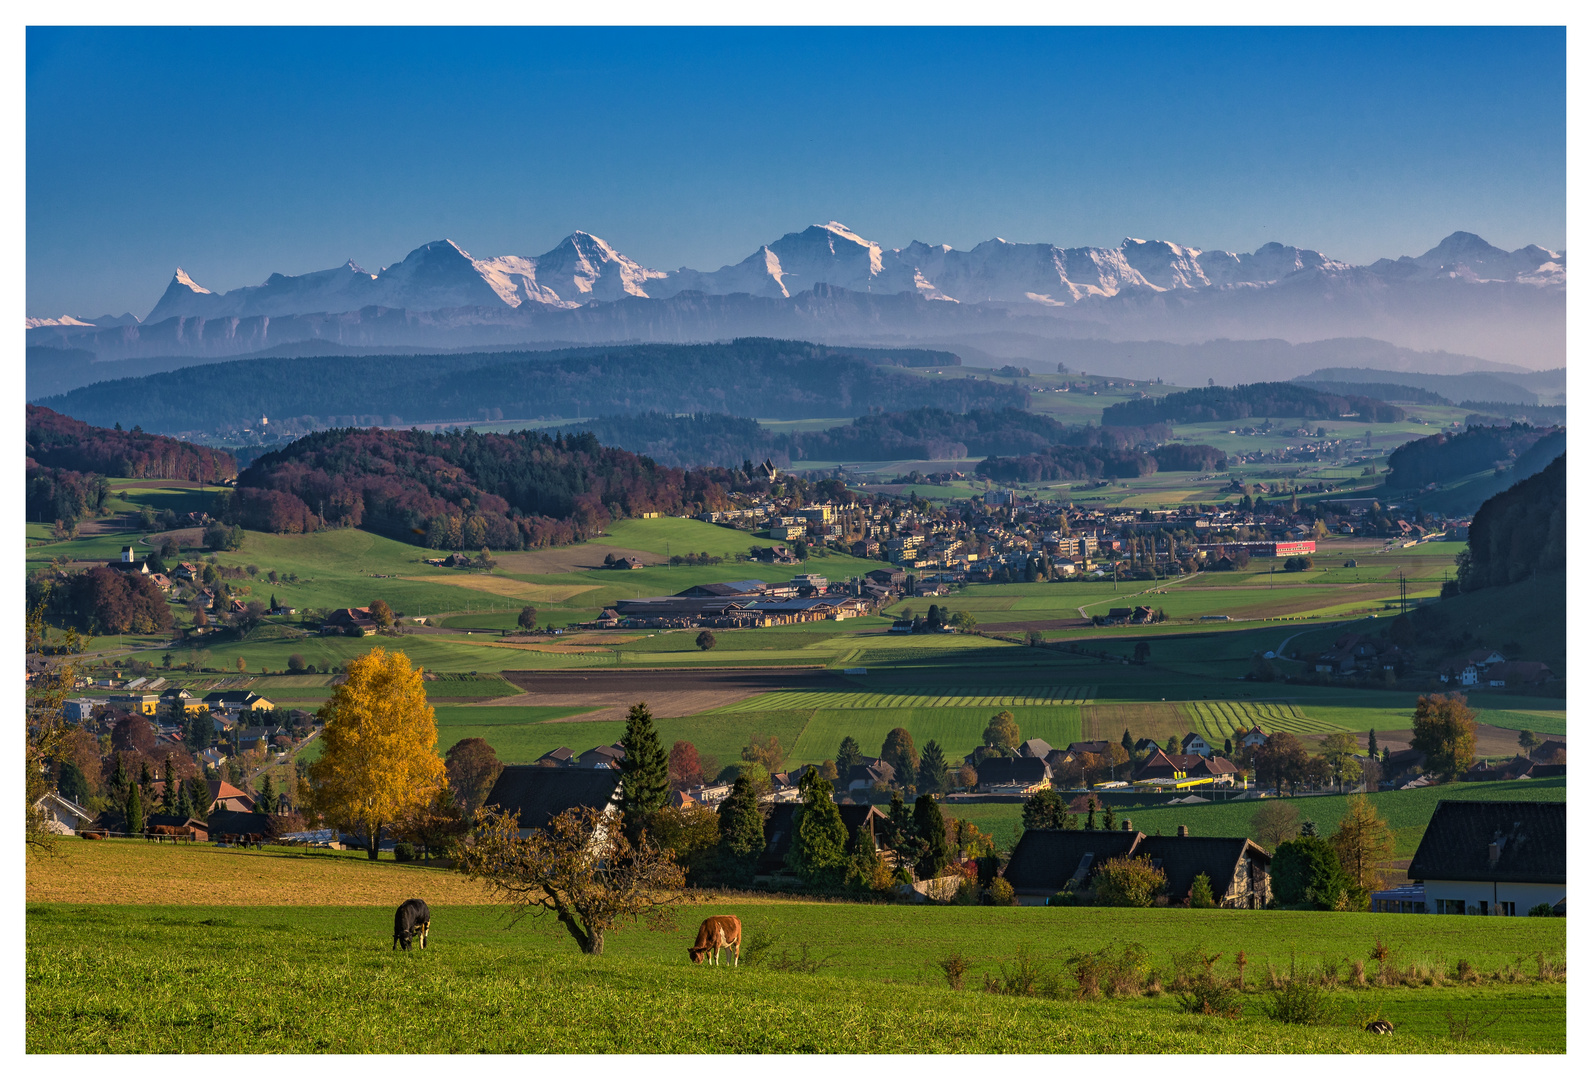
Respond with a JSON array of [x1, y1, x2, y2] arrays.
[[393, 898, 431, 951]]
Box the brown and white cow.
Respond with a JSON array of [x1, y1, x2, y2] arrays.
[[687, 915, 741, 966]]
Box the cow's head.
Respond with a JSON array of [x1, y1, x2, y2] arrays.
[[687, 946, 708, 964]]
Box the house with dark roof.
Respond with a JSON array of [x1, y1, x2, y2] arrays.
[[1407, 801, 1565, 916], [1002, 825, 1271, 908], [845, 758, 895, 792], [1065, 740, 1112, 757], [1180, 732, 1213, 758], [482, 765, 624, 838], [976, 756, 1050, 794], [535, 746, 575, 767], [1017, 738, 1053, 760], [577, 744, 626, 769], [1531, 739, 1567, 763]]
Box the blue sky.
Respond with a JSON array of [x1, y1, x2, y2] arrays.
[[27, 25, 1566, 319]]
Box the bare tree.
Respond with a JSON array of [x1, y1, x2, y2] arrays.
[[454, 806, 685, 955]]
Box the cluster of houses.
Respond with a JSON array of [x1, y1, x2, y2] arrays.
[[477, 763, 1567, 914], [1437, 647, 1553, 689], [589, 576, 874, 630], [970, 733, 1248, 796]]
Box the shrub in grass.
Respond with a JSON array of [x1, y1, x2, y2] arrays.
[[393, 843, 415, 863], [1527, 902, 1554, 917], [1188, 872, 1216, 909], [739, 931, 778, 968], [1535, 953, 1566, 981], [937, 950, 970, 991], [1455, 958, 1478, 984], [1176, 973, 1243, 1019], [1263, 975, 1332, 1025], [1444, 1008, 1502, 1042], [985, 878, 1016, 906]]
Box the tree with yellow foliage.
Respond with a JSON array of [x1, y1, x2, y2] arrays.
[[306, 647, 447, 859], [1330, 795, 1395, 897]]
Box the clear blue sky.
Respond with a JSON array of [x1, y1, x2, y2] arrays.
[[27, 25, 1566, 319]]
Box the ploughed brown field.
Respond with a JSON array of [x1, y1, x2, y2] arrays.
[[486, 666, 858, 723], [1305, 723, 1564, 758]]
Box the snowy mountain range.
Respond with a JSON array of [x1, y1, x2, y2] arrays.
[[125, 223, 1563, 325], [27, 224, 1565, 369]]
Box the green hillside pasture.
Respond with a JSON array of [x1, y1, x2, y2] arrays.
[[787, 706, 1083, 767], [949, 777, 1567, 860], [425, 708, 818, 769], [26, 902, 1565, 1053], [431, 705, 600, 761]]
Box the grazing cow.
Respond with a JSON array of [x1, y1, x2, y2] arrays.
[[1366, 1020, 1395, 1035], [146, 824, 185, 844], [687, 915, 742, 966], [393, 898, 431, 952]]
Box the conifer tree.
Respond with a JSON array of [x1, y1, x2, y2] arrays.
[[617, 702, 669, 832], [786, 772, 847, 887], [1103, 802, 1117, 831], [835, 735, 862, 777], [160, 754, 178, 816], [1085, 796, 1098, 831], [916, 740, 948, 795], [1367, 728, 1379, 759], [845, 827, 887, 894], [715, 776, 765, 885], [258, 774, 277, 816], [124, 782, 143, 836], [108, 754, 129, 806], [912, 795, 951, 880]]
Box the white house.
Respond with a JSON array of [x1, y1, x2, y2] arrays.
[[1408, 801, 1565, 917], [1180, 732, 1213, 758], [34, 791, 95, 835]]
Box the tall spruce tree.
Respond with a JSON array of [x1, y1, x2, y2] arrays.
[[835, 735, 863, 778], [617, 702, 668, 832], [1103, 802, 1117, 831], [1085, 796, 1098, 831], [258, 774, 277, 816], [1367, 728, 1379, 759], [107, 754, 129, 807], [912, 795, 951, 880], [917, 740, 948, 796], [786, 772, 848, 887], [715, 776, 765, 885], [845, 827, 886, 894], [160, 754, 178, 815], [124, 783, 144, 836]]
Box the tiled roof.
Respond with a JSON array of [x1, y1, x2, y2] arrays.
[[483, 766, 622, 831], [1407, 800, 1565, 884]]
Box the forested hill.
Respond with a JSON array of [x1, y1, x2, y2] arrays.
[[26, 405, 236, 482], [228, 426, 751, 550], [36, 339, 1008, 436], [567, 408, 1110, 468], [1458, 454, 1565, 591], [1385, 423, 1562, 489], [1101, 382, 1406, 426]]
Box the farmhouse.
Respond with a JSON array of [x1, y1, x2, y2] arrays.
[[1407, 800, 1565, 916], [33, 791, 95, 835], [482, 765, 623, 838], [1002, 825, 1272, 908], [206, 780, 257, 813]]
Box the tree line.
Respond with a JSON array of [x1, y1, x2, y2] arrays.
[[1102, 382, 1406, 426], [1456, 453, 1565, 592], [38, 339, 1025, 435], [27, 405, 238, 482], [1385, 422, 1562, 489]]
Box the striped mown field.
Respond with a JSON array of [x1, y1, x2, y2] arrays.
[[716, 686, 1098, 711], [1186, 700, 1353, 741]]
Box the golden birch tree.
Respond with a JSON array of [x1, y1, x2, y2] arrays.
[[306, 647, 446, 859]]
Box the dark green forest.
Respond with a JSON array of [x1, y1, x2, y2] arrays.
[[1101, 382, 1406, 426], [1457, 454, 1565, 592], [37, 340, 1013, 435], [1385, 423, 1562, 489]]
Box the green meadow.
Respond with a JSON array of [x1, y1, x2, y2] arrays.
[[25, 899, 1566, 1053]]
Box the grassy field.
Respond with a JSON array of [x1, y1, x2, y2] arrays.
[[26, 890, 1566, 1052], [946, 777, 1567, 856]]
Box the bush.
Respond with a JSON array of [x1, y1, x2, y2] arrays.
[[392, 842, 415, 863], [1188, 871, 1216, 908], [985, 878, 1016, 906], [1177, 973, 1243, 1019], [937, 950, 970, 991], [1263, 973, 1332, 1025], [1527, 902, 1555, 917], [1093, 854, 1166, 907]]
